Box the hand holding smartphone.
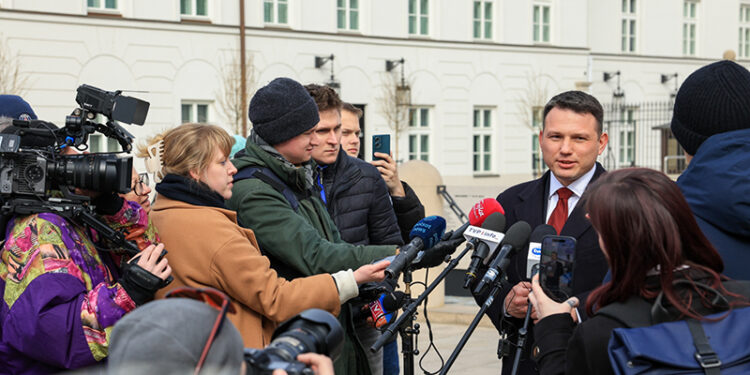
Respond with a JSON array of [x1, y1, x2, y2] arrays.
[[372, 134, 390, 161]]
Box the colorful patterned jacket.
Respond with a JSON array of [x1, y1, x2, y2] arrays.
[[0, 200, 158, 373]]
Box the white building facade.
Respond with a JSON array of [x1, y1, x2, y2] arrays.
[[0, 0, 747, 192]]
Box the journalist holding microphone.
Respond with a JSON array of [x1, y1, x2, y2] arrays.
[[527, 168, 750, 375], [146, 123, 389, 350]]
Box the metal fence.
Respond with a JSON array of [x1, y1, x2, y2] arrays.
[[599, 100, 687, 174]]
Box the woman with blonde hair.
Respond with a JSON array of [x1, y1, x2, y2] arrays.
[[148, 123, 388, 349]]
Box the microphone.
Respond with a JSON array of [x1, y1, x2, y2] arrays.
[[385, 216, 446, 280], [473, 221, 532, 295], [525, 224, 557, 279], [462, 212, 506, 288], [445, 198, 505, 241]]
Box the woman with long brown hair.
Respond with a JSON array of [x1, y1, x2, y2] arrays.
[[528, 168, 749, 375]]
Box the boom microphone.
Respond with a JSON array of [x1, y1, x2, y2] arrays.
[[473, 221, 532, 295], [446, 198, 505, 241], [462, 212, 506, 288], [526, 224, 557, 279], [385, 216, 446, 280]]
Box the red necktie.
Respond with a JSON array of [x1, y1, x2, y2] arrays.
[[548, 187, 573, 234]]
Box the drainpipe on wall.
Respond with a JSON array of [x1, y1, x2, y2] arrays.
[[240, 0, 248, 137]]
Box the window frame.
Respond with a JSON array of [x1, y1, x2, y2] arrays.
[[264, 0, 289, 25], [473, 0, 493, 40], [408, 0, 430, 36], [621, 0, 637, 53], [741, 4, 750, 58], [532, 3, 551, 44], [181, 101, 212, 124], [531, 106, 546, 176], [180, 0, 209, 18], [407, 106, 431, 162], [337, 0, 359, 31], [87, 0, 120, 14], [682, 0, 698, 56], [472, 107, 495, 174]]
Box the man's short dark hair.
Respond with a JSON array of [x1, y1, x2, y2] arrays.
[[542, 91, 604, 135], [304, 84, 342, 113], [341, 102, 363, 119]]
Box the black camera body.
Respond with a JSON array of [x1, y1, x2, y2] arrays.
[[244, 309, 344, 375], [0, 85, 148, 255]]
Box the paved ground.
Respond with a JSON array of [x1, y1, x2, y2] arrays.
[[409, 322, 503, 375]]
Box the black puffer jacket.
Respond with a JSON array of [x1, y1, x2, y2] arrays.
[[319, 149, 403, 246], [392, 181, 425, 244]]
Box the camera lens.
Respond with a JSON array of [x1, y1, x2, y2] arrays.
[[51, 154, 132, 194]]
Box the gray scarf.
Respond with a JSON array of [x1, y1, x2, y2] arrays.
[[249, 130, 315, 188]]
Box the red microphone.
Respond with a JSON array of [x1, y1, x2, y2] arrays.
[[469, 198, 505, 227]]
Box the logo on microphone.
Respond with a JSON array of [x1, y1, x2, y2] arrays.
[[531, 246, 541, 256]]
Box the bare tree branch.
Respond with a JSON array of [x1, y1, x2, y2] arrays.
[[376, 72, 412, 161], [0, 35, 29, 95], [216, 52, 256, 135], [514, 69, 550, 132]]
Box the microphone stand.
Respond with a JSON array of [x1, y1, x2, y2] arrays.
[[371, 246, 473, 375], [511, 300, 534, 375], [439, 263, 509, 375]]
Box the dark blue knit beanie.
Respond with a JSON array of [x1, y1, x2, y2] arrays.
[[671, 60, 750, 155], [0, 95, 37, 120], [249, 77, 320, 145]]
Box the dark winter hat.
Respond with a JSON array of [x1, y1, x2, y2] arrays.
[[108, 298, 244, 375], [249, 77, 320, 145], [0, 95, 37, 120], [670, 60, 750, 155]]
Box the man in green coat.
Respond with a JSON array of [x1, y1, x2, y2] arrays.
[[227, 77, 398, 375]]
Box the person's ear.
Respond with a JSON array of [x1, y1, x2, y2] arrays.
[[188, 169, 201, 181]]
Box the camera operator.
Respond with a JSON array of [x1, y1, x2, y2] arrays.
[[0, 95, 172, 373]]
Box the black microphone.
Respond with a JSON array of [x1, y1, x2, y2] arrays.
[[473, 221, 532, 295], [462, 212, 506, 288], [525, 224, 556, 279], [385, 215, 446, 280]]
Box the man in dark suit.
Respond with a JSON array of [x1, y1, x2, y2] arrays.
[[478, 90, 610, 375]]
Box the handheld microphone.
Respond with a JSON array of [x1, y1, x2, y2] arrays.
[[385, 216, 446, 280], [473, 221, 532, 295], [462, 212, 506, 288], [525, 224, 556, 279], [445, 198, 505, 241]]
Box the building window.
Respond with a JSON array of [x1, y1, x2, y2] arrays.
[[741, 5, 750, 58], [337, 0, 359, 31], [89, 134, 120, 153], [683, 0, 698, 56], [408, 107, 430, 161], [264, 0, 288, 24], [473, 1, 493, 40], [533, 4, 550, 43], [473, 108, 494, 173], [621, 0, 636, 52], [181, 102, 210, 123], [409, 0, 429, 36], [618, 108, 636, 166], [180, 0, 208, 17], [88, 0, 117, 9], [531, 107, 546, 176]]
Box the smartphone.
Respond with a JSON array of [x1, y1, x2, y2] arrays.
[[372, 134, 391, 161], [539, 235, 577, 303]]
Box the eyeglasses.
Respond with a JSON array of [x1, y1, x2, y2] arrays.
[[165, 287, 236, 374], [133, 173, 150, 197]]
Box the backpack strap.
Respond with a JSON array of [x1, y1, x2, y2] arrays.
[[234, 166, 300, 212], [687, 318, 722, 375]]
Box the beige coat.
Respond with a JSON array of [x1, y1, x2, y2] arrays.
[[152, 194, 341, 348]]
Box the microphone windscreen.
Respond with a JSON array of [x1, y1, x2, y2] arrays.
[[468, 198, 504, 227], [408, 215, 447, 249], [501, 221, 532, 251], [480, 212, 506, 232], [530, 224, 556, 243]]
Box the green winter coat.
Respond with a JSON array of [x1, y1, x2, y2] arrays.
[[227, 140, 398, 375]]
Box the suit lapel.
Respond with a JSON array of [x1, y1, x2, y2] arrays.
[[513, 172, 549, 229]]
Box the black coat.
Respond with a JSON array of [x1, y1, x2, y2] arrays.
[[320, 149, 403, 246], [477, 163, 609, 375], [392, 181, 425, 244]]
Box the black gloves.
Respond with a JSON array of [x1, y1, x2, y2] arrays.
[[119, 262, 171, 306], [411, 237, 464, 270]]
